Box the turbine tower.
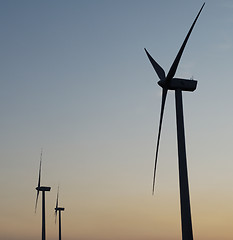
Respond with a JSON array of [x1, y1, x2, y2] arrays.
[[55, 186, 65, 240], [144, 3, 205, 240], [35, 150, 51, 240]]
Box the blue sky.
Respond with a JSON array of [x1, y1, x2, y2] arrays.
[[1, 0, 233, 239]]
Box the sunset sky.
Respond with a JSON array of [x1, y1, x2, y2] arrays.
[[1, 0, 233, 239]]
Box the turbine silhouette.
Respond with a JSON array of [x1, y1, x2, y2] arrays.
[[35, 149, 51, 240], [144, 3, 205, 240], [54, 186, 65, 240]]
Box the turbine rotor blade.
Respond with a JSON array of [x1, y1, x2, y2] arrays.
[[38, 150, 42, 188], [55, 186, 59, 223], [55, 210, 58, 224], [56, 186, 59, 209], [35, 190, 39, 213], [152, 88, 168, 194], [144, 48, 166, 81], [166, 3, 205, 81], [35, 149, 42, 213]]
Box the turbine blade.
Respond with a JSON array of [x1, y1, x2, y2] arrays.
[[166, 3, 205, 80], [35, 190, 40, 213], [37, 150, 42, 188], [152, 88, 168, 194], [35, 149, 42, 213], [55, 185, 59, 223], [55, 210, 58, 224], [144, 48, 166, 81], [56, 186, 59, 209]]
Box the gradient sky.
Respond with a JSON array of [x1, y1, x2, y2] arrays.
[[1, 0, 233, 239]]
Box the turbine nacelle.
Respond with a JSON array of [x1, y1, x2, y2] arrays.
[[158, 78, 197, 91], [55, 207, 65, 211], [36, 186, 51, 191]]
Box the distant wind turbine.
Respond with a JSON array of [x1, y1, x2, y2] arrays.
[[54, 186, 65, 240], [144, 3, 205, 240], [35, 149, 51, 240]]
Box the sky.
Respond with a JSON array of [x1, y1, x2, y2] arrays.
[[1, 0, 233, 239]]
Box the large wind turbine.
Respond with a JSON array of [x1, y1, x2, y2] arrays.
[[54, 186, 65, 240], [144, 3, 205, 240], [35, 150, 51, 240]]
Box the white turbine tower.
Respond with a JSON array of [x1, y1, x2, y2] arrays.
[[144, 3, 205, 240]]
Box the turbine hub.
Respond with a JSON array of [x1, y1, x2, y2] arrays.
[[157, 79, 167, 88]]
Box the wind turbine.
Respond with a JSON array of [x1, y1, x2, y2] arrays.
[[35, 149, 51, 240], [54, 186, 65, 240], [144, 3, 205, 240]]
